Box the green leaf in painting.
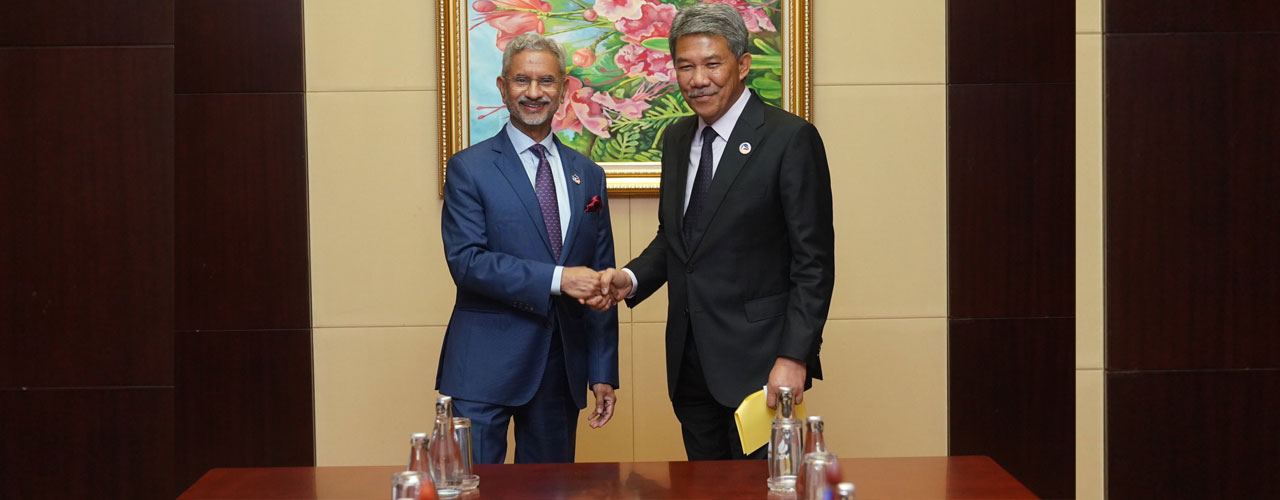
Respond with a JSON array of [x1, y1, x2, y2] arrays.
[[753, 37, 780, 56], [749, 74, 782, 101], [640, 37, 670, 53]]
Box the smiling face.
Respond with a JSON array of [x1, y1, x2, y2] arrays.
[[673, 33, 752, 125], [497, 49, 565, 142]]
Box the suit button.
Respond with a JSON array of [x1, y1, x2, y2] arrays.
[[686, 266, 694, 273]]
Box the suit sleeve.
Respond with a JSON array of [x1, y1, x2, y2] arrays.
[[441, 155, 557, 316], [776, 122, 836, 362], [623, 129, 677, 306], [586, 171, 621, 388]]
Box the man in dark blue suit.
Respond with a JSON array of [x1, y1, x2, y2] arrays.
[[437, 33, 619, 464]]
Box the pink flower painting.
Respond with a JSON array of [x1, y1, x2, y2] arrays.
[[468, 0, 786, 162]]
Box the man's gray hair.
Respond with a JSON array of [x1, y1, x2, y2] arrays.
[[501, 33, 567, 77], [668, 3, 750, 59]]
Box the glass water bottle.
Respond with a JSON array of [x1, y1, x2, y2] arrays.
[[428, 397, 464, 498], [797, 416, 837, 500], [766, 387, 802, 492], [835, 481, 856, 499]]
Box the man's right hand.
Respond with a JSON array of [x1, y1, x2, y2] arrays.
[[599, 268, 633, 302], [561, 266, 602, 300]]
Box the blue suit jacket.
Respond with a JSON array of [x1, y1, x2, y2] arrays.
[[436, 128, 619, 409]]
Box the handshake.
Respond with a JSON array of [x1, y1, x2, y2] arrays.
[[561, 267, 634, 312]]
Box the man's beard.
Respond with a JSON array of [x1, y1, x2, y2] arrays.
[[507, 95, 555, 127]]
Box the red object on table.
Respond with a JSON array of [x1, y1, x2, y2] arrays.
[[178, 456, 1037, 499]]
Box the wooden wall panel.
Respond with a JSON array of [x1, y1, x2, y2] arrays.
[[947, 1, 1075, 498], [1107, 370, 1280, 498], [0, 47, 174, 388], [175, 330, 315, 492], [0, 0, 172, 46], [0, 389, 174, 500], [949, 318, 1074, 499], [948, 84, 1074, 319], [1107, 1, 1280, 33], [1104, 4, 1280, 498], [172, 1, 313, 494], [947, 0, 1074, 84], [175, 0, 304, 93], [174, 93, 310, 332], [1106, 34, 1280, 371]]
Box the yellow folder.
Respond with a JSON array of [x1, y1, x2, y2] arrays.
[[734, 388, 807, 455]]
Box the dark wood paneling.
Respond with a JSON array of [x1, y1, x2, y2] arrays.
[[175, 0, 303, 93], [0, 388, 174, 500], [175, 93, 310, 332], [947, 0, 1074, 84], [0, 48, 174, 387], [947, 84, 1075, 319], [1106, 34, 1280, 370], [1108, 370, 1280, 498], [1107, 1, 1280, 33], [0, 0, 172, 46], [175, 330, 315, 494], [949, 318, 1074, 500]]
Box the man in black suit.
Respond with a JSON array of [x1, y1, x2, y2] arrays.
[[593, 3, 835, 460]]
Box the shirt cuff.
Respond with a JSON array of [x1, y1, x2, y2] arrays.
[[622, 268, 638, 299], [551, 265, 564, 295]]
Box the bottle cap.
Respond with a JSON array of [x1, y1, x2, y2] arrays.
[[411, 433, 427, 443]]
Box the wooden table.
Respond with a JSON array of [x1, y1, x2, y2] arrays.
[[178, 456, 1036, 499]]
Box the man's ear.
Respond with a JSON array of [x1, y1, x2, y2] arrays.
[[495, 75, 506, 100], [737, 53, 752, 80]]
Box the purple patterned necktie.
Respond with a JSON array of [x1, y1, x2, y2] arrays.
[[530, 144, 562, 261], [683, 126, 717, 245]]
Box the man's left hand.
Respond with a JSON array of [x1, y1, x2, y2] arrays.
[[765, 357, 806, 409], [588, 383, 616, 429]]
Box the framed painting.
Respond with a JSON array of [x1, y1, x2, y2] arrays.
[[437, 0, 812, 195]]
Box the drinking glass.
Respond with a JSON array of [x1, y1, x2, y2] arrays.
[[452, 417, 479, 490], [391, 471, 425, 500]]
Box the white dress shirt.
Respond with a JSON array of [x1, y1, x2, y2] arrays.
[[624, 88, 753, 295], [683, 87, 751, 213], [505, 122, 571, 295]]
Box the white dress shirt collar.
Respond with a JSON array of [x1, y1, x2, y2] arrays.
[[505, 122, 559, 159], [697, 87, 752, 141]]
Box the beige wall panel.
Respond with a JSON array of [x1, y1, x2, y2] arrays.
[[1076, 370, 1105, 500], [804, 318, 948, 457], [627, 196, 670, 324], [1076, 0, 1102, 34], [631, 322, 687, 462], [1076, 34, 1104, 370], [813, 85, 947, 320], [314, 326, 446, 466], [813, 0, 945, 85], [610, 197, 633, 324], [308, 90, 454, 328], [574, 324, 635, 462], [304, 0, 435, 91]]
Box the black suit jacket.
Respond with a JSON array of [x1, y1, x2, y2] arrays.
[[625, 91, 835, 408]]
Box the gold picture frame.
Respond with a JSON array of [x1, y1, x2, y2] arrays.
[[437, 0, 812, 196]]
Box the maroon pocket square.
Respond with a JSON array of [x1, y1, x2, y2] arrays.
[[584, 195, 603, 213]]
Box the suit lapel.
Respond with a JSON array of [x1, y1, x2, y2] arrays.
[[686, 93, 765, 257], [492, 129, 556, 259], [668, 118, 696, 259], [556, 137, 583, 265]]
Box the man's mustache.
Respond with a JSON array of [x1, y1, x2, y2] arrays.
[[686, 86, 718, 98], [517, 96, 552, 106]]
